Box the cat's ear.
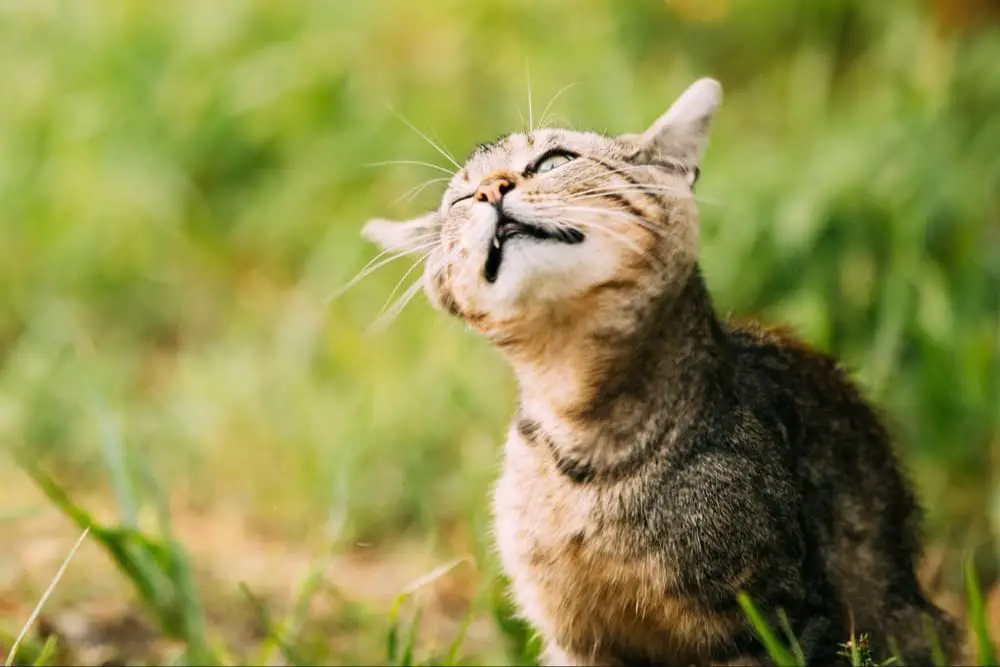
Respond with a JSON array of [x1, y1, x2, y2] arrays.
[[362, 213, 438, 255], [623, 77, 722, 183]]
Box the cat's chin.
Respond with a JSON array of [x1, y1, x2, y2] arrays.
[[483, 216, 585, 285], [456, 238, 620, 325]]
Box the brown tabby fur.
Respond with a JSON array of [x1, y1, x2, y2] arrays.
[[360, 78, 959, 665]]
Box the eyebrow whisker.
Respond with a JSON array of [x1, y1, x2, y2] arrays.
[[538, 82, 578, 130], [386, 106, 462, 170]]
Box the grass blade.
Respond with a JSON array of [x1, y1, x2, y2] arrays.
[[443, 603, 475, 666], [399, 606, 422, 667], [94, 403, 137, 529], [736, 592, 800, 667], [15, 450, 218, 665], [30, 635, 58, 667], [488, 574, 541, 666], [256, 508, 344, 665], [964, 558, 998, 667], [387, 557, 472, 666], [5, 527, 90, 667], [922, 612, 947, 667], [240, 583, 310, 667], [777, 609, 806, 665]]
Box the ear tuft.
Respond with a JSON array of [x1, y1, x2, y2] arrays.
[[361, 213, 437, 255], [657, 77, 722, 129], [629, 77, 723, 172]]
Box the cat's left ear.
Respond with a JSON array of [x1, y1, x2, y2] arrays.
[[622, 77, 722, 185], [362, 213, 438, 255]]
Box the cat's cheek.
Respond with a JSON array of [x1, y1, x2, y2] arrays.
[[424, 276, 461, 319]]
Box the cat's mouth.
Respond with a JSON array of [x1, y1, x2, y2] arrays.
[[484, 215, 585, 284]]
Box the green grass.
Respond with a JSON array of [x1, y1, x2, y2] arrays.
[[1, 0, 998, 664], [739, 571, 1000, 667]]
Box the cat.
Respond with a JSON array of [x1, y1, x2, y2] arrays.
[[359, 78, 960, 666]]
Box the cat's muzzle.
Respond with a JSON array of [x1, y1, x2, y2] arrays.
[[483, 215, 585, 284]]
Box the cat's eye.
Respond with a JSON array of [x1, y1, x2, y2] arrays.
[[531, 151, 576, 174], [449, 193, 474, 208]]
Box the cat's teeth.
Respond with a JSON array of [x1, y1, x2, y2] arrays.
[[493, 237, 501, 249]]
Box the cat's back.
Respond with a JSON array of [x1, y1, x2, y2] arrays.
[[724, 319, 911, 480], [724, 320, 927, 622]]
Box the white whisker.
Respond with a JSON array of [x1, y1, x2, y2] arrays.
[[538, 83, 577, 130], [563, 160, 723, 206], [567, 185, 718, 206], [541, 114, 577, 130], [552, 203, 683, 242], [526, 60, 534, 133], [376, 253, 430, 319], [327, 240, 436, 303], [368, 270, 427, 333], [366, 160, 456, 176], [557, 215, 660, 267], [392, 176, 451, 205], [387, 106, 462, 170], [534, 200, 691, 248]]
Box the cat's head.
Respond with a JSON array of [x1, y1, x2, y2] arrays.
[[362, 78, 721, 342]]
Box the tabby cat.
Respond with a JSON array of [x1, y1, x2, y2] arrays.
[[360, 78, 959, 666]]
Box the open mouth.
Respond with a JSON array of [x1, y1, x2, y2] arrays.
[[483, 215, 585, 283]]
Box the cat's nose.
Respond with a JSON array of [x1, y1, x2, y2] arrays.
[[475, 170, 518, 206]]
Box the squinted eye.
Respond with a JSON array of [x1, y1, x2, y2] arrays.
[[449, 193, 474, 208], [534, 152, 575, 174]]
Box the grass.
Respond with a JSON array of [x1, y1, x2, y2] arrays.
[[736, 558, 1000, 666], [1, 0, 998, 665], [6, 457, 997, 665]]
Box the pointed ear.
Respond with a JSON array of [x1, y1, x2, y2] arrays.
[[623, 78, 722, 183], [361, 213, 437, 255]]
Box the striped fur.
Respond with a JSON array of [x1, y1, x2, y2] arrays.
[[360, 79, 958, 666]]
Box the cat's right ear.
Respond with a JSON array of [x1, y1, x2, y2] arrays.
[[362, 213, 438, 255], [621, 77, 722, 183]]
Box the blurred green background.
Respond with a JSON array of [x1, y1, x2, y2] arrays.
[[1, 0, 998, 664]]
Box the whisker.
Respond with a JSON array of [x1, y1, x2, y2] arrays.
[[556, 162, 718, 205], [535, 201, 663, 229], [563, 161, 723, 205], [516, 106, 528, 135], [566, 188, 690, 206], [567, 162, 660, 184], [534, 201, 690, 247], [376, 253, 429, 319], [552, 204, 681, 241], [392, 176, 451, 205], [327, 240, 436, 303], [368, 268, 428, 334], [387, 106, 462, 170], [540, 114, 577, 130], [366, 160, 456, 177], [525, 59, 534, 133], [555, 215, 660, 267], [538, 83, 577, 130], [567, 185, 719, 206], [533, 202, 657, 251]]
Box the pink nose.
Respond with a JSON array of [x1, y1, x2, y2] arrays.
[[475, 170, 518, 205]]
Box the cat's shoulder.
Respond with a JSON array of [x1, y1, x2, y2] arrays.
[[721, 317, 886, 437], [724, 318, 844, 380]]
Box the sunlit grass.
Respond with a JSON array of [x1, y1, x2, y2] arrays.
[[0, 0, 997, 664]]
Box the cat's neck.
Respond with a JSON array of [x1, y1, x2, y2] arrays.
[[507, 267, 728, 478]]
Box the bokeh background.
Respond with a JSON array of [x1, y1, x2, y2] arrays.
[[1, 0, 998, 664]]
